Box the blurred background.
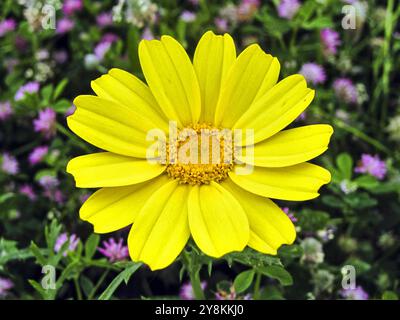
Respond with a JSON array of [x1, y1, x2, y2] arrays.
[[0, 0, 399, 300]]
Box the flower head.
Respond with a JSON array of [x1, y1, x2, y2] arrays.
[[333, 78, 358, 104], [28, 146, 48, 165], [97, 12, 114, 27], [320, 28, 341, 56], [15, 81, 40, 101], [54, 233, 80, 255], [33, 108, 56, 139], [0, 101, 13, 121], [282, 207, 297, 223], [355, 154, 387, 180], [277, 0, 301, 20], [237, 0, 260, 21], [56, 17, 74, 34], [19, 184, 37, 200], [98, 238, 129, 262], [62, 0, 83, 15], [0, 277, 13, 297], [340, 286, 369, 300], [214, 18, 229, 32], [180, 281, 207, 300], [142, 27, 154, 40], [38, 175, 59, 189], [67, 31, 333, 270], [0, 18, 16, 37], [1, 153, 19, 175], [299, 63, 326, 85], [180, 11, 196, 22]]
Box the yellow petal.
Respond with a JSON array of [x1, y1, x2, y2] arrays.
[[128, 180, 190, 270], [233, 74, 314, 145], [193, 31, 236, 123], [237, 125, 334, 167], [139, 36, 201, 127], [222, 179, 296, 255], [66, 152, 165, 188], [188, 182, 249, 258], [229, 162, 331, 201], [80, 175, 169, 234], [68, 95, 157, 158], [214, 44, 280, 128], [91, 68, 169, 132]]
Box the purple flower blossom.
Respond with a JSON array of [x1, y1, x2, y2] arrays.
[[180, 281, 207, 300], [0, 101, 13, 121], [19, 184, 37, 200], [62, 0, 83, 15], [320, 28, 341, 56], [56, 17, 74, 34], [1, 153, 19, 175], [98, 238, 129, 262], [333, 78, 358, 104], [340, 286, 369, 300], [282, 207, 297, 223], [38, 175, 59, 189], [14, 81, 40, 101], [237, 0, 260, 21], [180, 11, 196, 22], [33, 108, 56, 139], [65, 105, 76, 117], [142, 27, 154, 40], [355, 154, 387, 180], [28, 146, 48, 165], [79, 193, 90, 203], [0, 277, 13, 297], [96, 12, 113, 27], [94, 34, 118, 60], [54, 233, 80, 255], [299, 63, 326, 85], [53, 50, 68, 64], [215, 17, 229, 32], [277, 0, 301, 20], [0, 18, 16, 37], [44, 188, 64, 204]]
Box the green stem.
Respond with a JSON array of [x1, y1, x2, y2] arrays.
[[189, 269, 205, 300], [253, 272, 262, 300], [73, 277, 83, 300], [88, 269, 110, 300], [333, 119, 390, 154], [56, 123, 91, 152]]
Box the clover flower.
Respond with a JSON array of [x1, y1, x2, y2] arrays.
[[340, 286, 369, 300], [1, 153, 19, 175], [28, 146, 48, 165], [54, 233, 80, 255], [277, 0, 301, 20], [355, 154, 387, 180], [333, 78, 358, 104], [179, 281, 207, 300], [14, 81, 40, 101], [33, 108, 57, 139], [299, 63, 326, 85], [98, 238, 129, 262], [0, 101, 13, 121], [320, 28, 341, 56]]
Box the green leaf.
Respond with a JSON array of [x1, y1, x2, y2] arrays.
[[0, 192, 14, 204], [53, 79, 69, 100], [41, 84, 53, 103], [354, 175, 379, 189], [85, 234, 100, 259], [98, 262, 142, 300], [258, 265, 293, 286], [336, 153, 353, 180], [30, 241, 47, 266], [382, 291, 398, 300], [234, 269, 255, 293]]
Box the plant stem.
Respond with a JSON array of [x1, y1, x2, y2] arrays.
[[56, 123, 92, 152], [253, 272, 262, 300], [88, 269, 110, 300], [74, 277, 83, 300], [189, 268, 205, 300]]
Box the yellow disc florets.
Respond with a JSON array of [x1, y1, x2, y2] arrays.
[[166, 123, 234, 185]]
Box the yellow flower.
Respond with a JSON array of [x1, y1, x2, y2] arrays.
[[66, 31, 333, 270]]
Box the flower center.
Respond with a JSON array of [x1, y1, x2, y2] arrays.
[[165, 123, 234, 185]]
